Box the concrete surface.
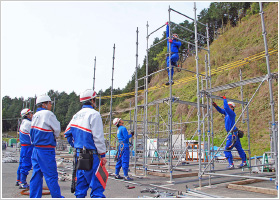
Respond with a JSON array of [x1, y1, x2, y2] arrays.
[[2, 147, 279, 199]]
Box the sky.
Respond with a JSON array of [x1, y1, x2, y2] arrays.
[[1, 1, 211, 100]]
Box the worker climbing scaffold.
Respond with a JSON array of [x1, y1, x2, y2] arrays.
[[165, 22, 181, 85], [212, 96, 247, 169]]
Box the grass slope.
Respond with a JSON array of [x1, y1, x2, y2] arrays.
[[111, 3, 278, 156]]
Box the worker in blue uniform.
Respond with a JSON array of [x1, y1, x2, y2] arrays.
[[166, 22, 181, 85], [29, 94, 64, 198], [212, 96, 247, 169], [16, 108, 34, 189], [64, 89, 107, 198], [113, 118, 134, 181]]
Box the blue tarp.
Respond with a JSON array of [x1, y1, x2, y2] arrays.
[[106, 150, 135, 156]]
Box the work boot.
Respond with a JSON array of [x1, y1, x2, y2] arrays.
[[115, 174, 123, 179], [15, 181, 20, 186], [124, 176, 133, 181], [19, 183, 29, 189], [227, 164, 234, 169], [238, 162, 247, 168]]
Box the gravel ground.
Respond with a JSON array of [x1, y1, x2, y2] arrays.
[[2, 147, 278, 199]]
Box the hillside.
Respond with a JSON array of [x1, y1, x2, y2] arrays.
[[109, 2, 278, 156]]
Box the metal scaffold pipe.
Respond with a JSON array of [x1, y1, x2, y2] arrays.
[[206, 23, 214, 172], [134, 27, 139, 174], [144, 21, 149, 176], [240, 69, 245, 122], [246, 98, 252, 175], [259, 2, 278, 189], [93, 56, 96, 91], [168, 6, 173, 183], [99, 93, 101, 113], [194, 2, 202, 188], [108, 44, 116, 166]]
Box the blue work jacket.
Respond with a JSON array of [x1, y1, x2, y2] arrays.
[[117, 125, 132, 148], [214, 99, 237, 133], [166, 24, 181, 53]]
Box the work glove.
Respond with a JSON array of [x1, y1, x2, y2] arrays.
[[212, 102, 217, 107], [169, 39, 173, 43], [131, 131, 134, 136], [166, 22, 168, 25], [222, 96, 226, 99]]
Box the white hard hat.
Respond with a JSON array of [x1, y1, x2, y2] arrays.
[[36, 94, 51, 105], [21, 108, 32, 117], [80, 89, 97, 102], [228, 102, 236, 108], [113, 118, 121, 126]]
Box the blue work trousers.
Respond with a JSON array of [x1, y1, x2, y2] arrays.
[[115, 147, 130, 177], [224, 133, 246, 164], [75, 153, 105, 198], [166, 53, 179, 81], [30, 147, 63, 198], [16, 145, 33, 184]]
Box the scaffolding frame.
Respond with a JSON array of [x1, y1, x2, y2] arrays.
[[131, 2, 278, 188], [103, 2, 278, 190]]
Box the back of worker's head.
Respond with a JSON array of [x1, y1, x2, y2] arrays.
[[36, 94, 52, 108], [80, 89, 97, 106], [21, 108, 33, 119]]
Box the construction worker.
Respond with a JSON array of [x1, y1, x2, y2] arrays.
[[212, 96, 247, 169], [29, 94, 64, 198], [165, 22, 181, 85], [64, 89, 107, 198], [16, 108, 34, 189], [113, 118, 134, 181]]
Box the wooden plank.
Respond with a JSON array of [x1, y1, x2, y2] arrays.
[[168, 172, 198, 178], [229, 179, 264, 185], [148, 171, 198, 178], [228, 184, 277, 195], [149, 163, 166, 166], [148, 171, 166, 177]]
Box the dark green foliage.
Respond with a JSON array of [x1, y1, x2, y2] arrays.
[[2, 90, 83, 131]]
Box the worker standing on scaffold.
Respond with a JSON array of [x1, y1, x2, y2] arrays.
[[166, 22, 181, 85], [212, 96, 247, 169], [113, 118, 134, 181], [16, 108, 34, 189]]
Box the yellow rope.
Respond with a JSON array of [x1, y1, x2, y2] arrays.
[[101, 48, 278, 99]]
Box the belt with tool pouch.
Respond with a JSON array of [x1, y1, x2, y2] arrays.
[[76, 148, 98, 154], [76, 148, 97, 171]]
